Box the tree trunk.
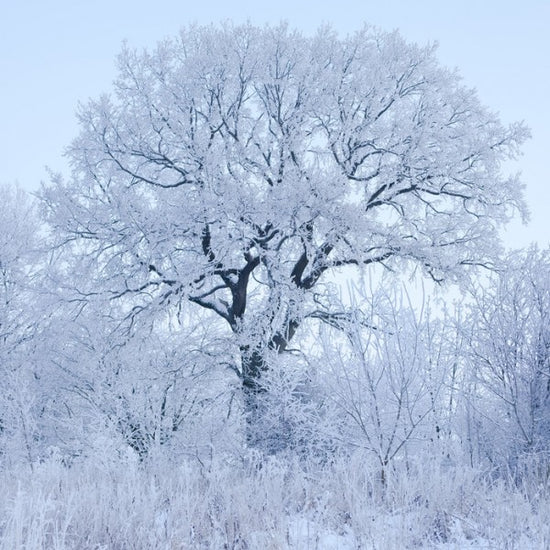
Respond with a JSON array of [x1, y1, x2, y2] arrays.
[[241, 346, 268, 451], [238, 311, 302, 453], [240, 345, 290, 454]]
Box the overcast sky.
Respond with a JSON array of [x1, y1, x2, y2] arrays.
[[1, 0, 548, 248]]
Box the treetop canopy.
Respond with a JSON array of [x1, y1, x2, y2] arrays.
[[43, 23, 528, 329]]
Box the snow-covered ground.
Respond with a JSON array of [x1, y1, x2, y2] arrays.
[[1, 453, 548, 549]]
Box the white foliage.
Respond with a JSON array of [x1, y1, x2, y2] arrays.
[[40, 22, 527, 373]]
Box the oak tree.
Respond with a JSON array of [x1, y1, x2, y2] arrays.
[[41, 23, 528, 450]]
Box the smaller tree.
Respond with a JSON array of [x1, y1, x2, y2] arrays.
[[465, 247, 550, 474], [0, 185, 41, 466], [315, 277, 456, 484], [37, 292, 239, 462]]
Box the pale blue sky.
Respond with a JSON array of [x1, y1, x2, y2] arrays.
[[1, 0, 548, 248]]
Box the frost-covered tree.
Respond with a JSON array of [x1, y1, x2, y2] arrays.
[[41, 299, 238, 461], [41, 23, 528, 450], [316, 278, 458, 483], [0, 185, 41, 465], [465, 247, 550, 472]]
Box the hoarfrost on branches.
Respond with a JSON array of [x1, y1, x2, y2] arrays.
[[41, 23, 528, 450]]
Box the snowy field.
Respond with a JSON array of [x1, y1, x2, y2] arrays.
[[1, 453, 549, 549]]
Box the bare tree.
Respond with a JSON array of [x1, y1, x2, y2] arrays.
[[40, 23, 528, 450], [464, 247, 550, 474], [315, 278, 456, 483], [0, 185, 41, 466]]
